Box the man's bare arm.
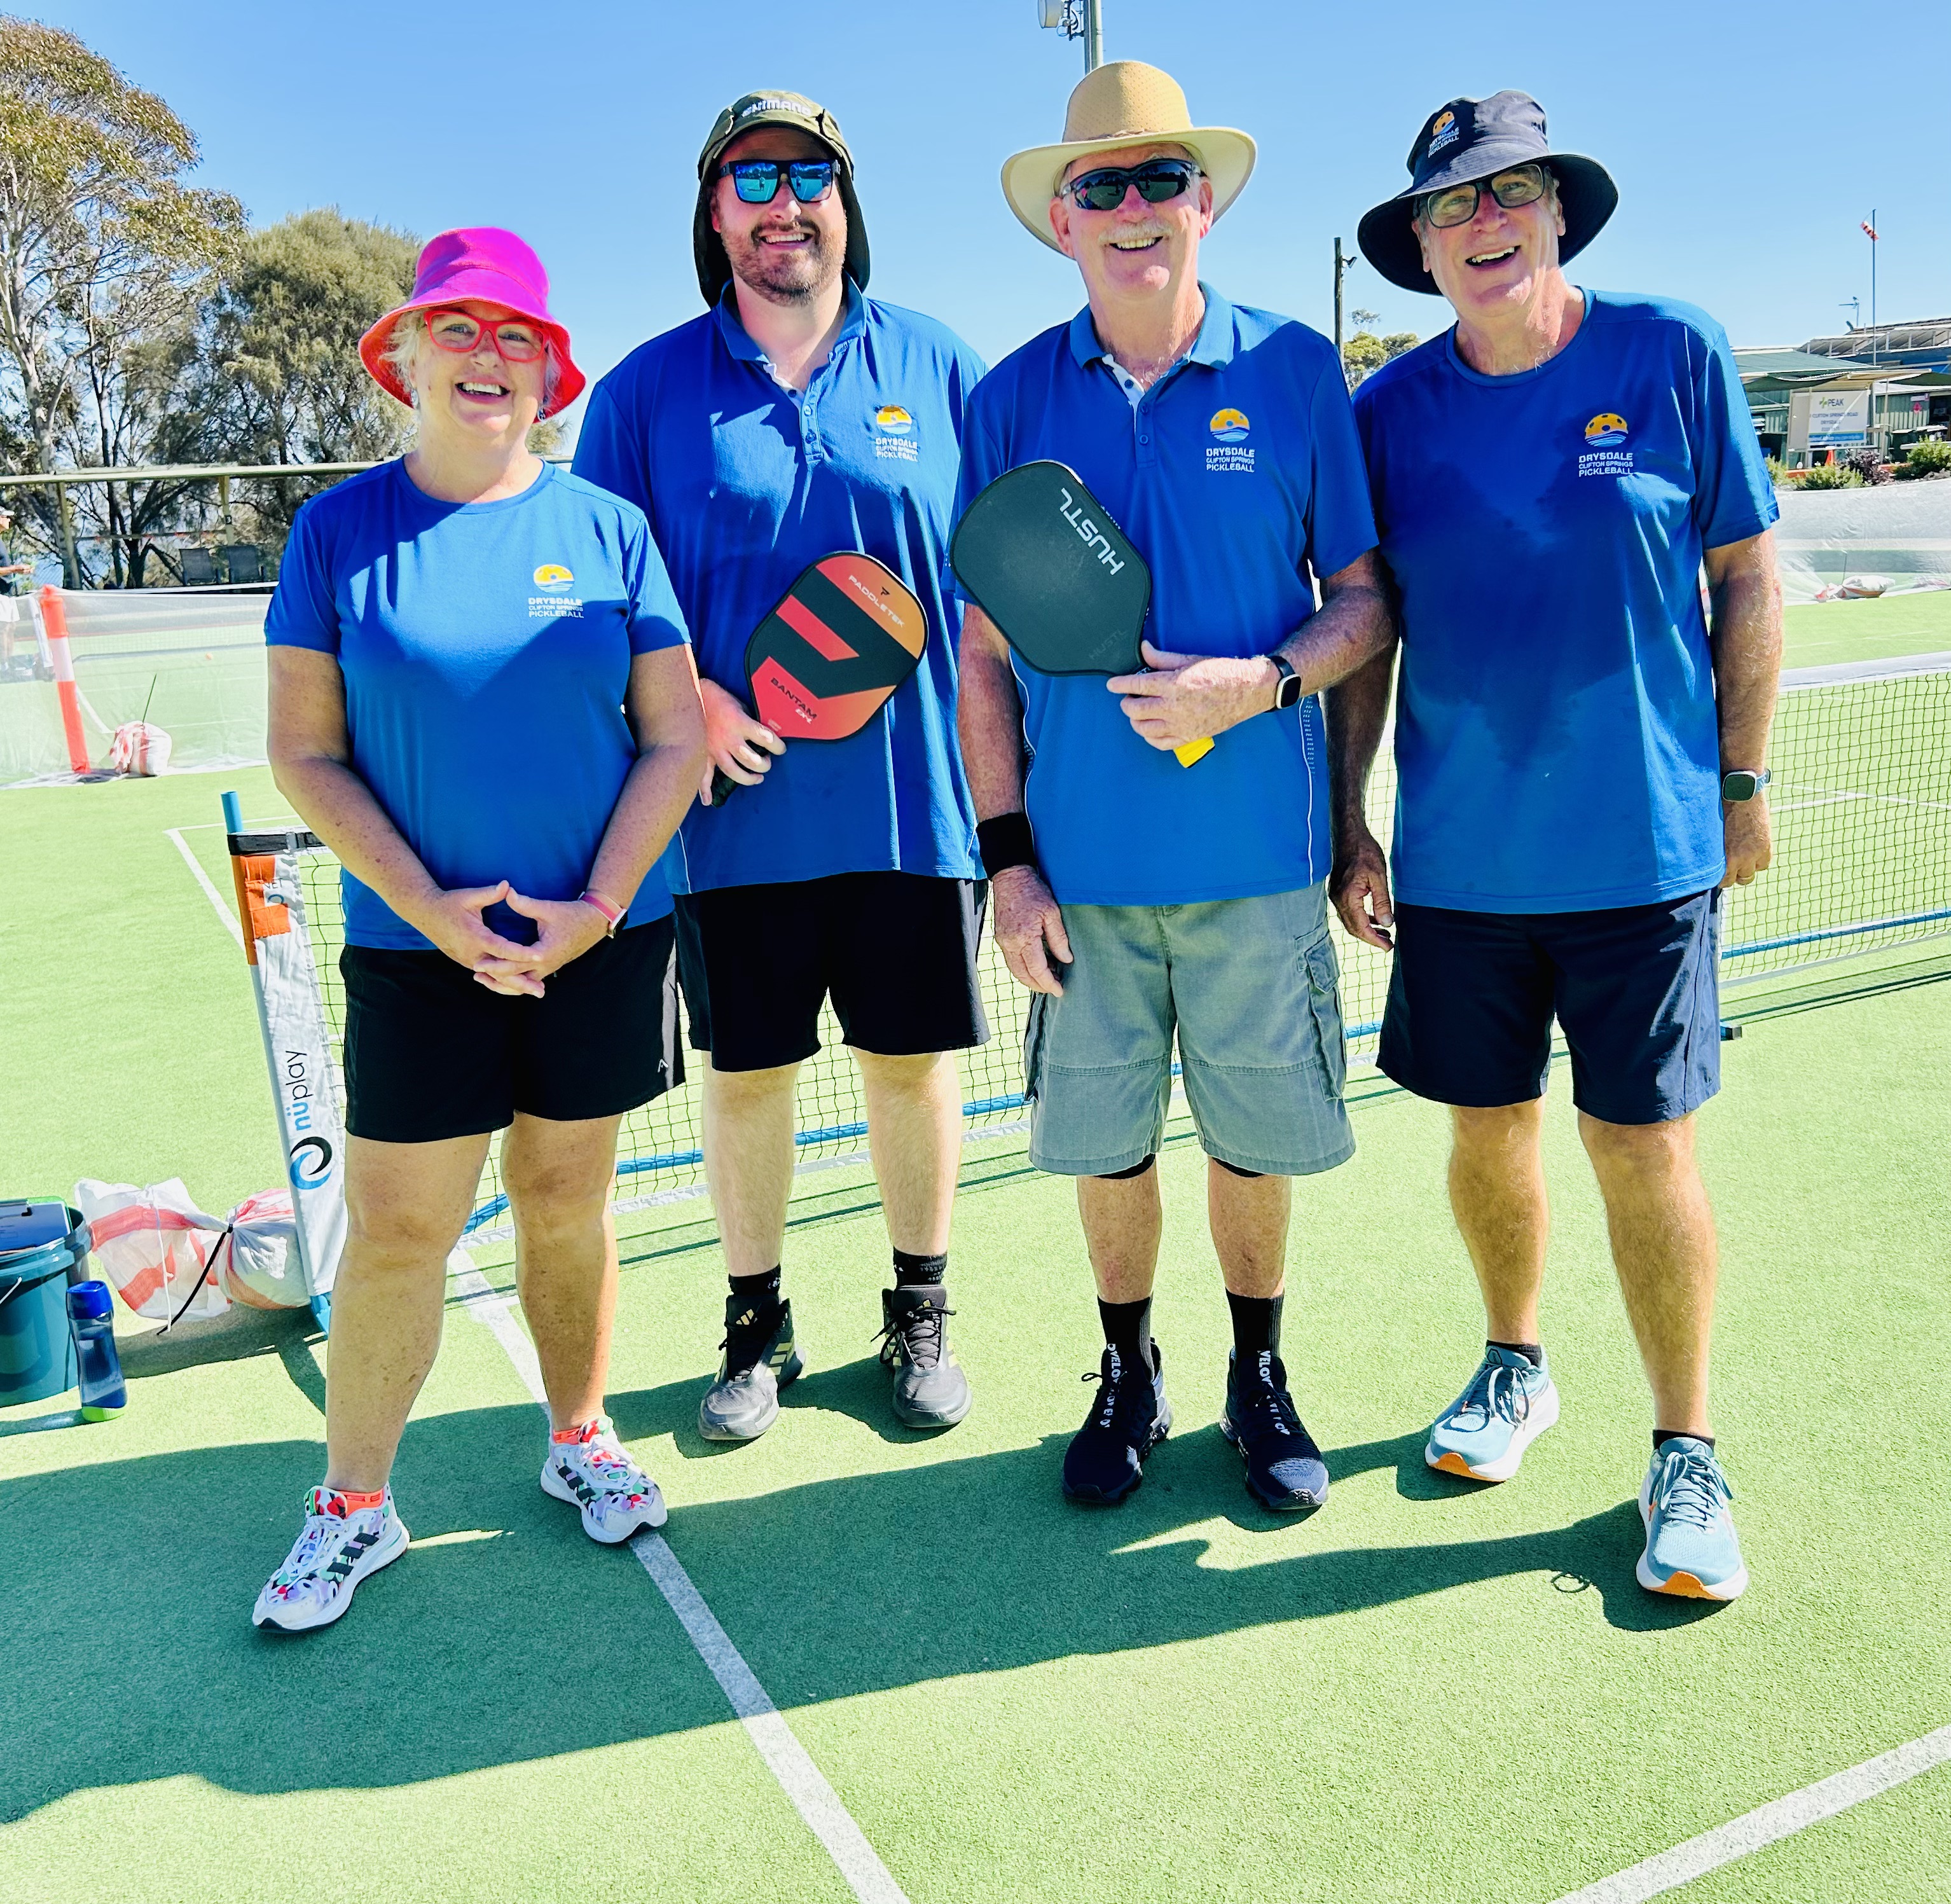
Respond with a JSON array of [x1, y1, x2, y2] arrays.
[[956, 602, 1071, 995], [1704, 528, 1782, 887], [1325, 638, 1399, 949]]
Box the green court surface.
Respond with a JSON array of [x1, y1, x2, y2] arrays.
[[1782, 589, 1951, 670], [4, 770, 1949, 1904]]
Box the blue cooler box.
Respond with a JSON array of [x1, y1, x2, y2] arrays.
[[0, 1201, 87, 1406]]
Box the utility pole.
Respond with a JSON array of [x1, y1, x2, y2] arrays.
[[1038, 0, 1104, 72], [1332, 238, 1358, 365]]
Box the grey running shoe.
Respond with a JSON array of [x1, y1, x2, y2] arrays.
[[876, 1284, 972, 1429], [698, 1295, 802, 1442]]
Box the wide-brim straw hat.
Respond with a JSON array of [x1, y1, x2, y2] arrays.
[[1001, 61, 1256, 251], [357, 226, 585, 416]]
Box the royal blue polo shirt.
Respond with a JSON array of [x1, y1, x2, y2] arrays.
[[954, 284, 1377, 907], [266, 460, 690, 949], [573, 282, 985, 895], [1353, 290, 1779, 913]]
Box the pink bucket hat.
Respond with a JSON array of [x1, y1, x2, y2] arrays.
[[358, 226, 586, 415]]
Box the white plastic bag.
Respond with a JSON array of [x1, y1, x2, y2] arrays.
[[109, 721, 172, 774], [215, 1189, 308, 1310], [74, 1177, 230, 1323]]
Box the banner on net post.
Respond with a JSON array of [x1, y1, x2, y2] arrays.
[[224, 799, 343, 1330]]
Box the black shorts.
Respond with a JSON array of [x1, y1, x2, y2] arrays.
[[675, 872, 989, 1073], [1377, 890, 1721, 1126], [341, 917, 682, 1143]]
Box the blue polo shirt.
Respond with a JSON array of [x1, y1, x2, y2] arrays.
[[1353, 290, 1779, 913], [265, 460, 690, 949], [955, 286, 1377, 907], [573, 283, 985, 895]]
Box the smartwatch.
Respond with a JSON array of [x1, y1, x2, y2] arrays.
[[1721, 768, 1772, 803], [1269, 653, 1305, 712]]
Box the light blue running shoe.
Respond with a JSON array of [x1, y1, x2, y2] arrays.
[[1638, 1437, 1748, 1601], [1424, 1346, 1559, 1482]]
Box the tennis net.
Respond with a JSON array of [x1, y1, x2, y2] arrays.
[[235, 652, 1951, 1249]]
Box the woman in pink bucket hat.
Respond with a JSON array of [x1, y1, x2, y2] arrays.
[[252, 228, 707, 1633]]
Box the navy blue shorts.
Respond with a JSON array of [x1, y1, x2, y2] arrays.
[[1377, 891, 1721, 1126]]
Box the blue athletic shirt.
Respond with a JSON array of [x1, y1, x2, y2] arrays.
[[573, 282, 985, 894], [1352, 290, 1779, 913], [265, 460, 690, 949], [954, 286, 1377, 907]]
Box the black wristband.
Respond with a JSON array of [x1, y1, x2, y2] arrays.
[[977, 811, 1038, 880]]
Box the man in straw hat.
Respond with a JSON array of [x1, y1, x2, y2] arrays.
[[956, 62, 1392, 1512], [1330, 92, 1781, 1600], [575, 92, 989, 1444]]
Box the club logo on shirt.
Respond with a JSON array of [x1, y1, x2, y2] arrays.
[[872, 403, 920, 464], [1578, 411, 1635, 478], [529, 562, 584, 619], [1427, 109, 1459, 156], [1206, 406, 1255, 473]]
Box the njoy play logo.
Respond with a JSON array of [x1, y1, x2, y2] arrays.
[[1056, 486, 1126, 575]]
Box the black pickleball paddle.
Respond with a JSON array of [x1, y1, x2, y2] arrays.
[[708, 553, 928, 804], [948, 460, 1212, 767]]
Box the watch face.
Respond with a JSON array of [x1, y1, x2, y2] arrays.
[[1276, 673, 1304, 710], [1723, 770, 1762, 801]]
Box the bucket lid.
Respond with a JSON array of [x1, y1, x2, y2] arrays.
[[0, 1201, 78, 1255]]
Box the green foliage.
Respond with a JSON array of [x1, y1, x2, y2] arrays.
[[1798, 462, 1864, 490], [1341, 329, 1419, 390], [179, 209, 418, 548], [1894, 437, 1951, 479]]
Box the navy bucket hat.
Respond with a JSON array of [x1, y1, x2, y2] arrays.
[[1356, 90, 1618, 294]]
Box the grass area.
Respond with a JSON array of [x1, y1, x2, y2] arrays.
[[1782, 589, 1951, 670], [4, 764, 1950, 1901]]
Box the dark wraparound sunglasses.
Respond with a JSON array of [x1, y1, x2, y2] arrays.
[[718, 158, 838, 205], [1417, 163, 1549, 230], [1063, 157, 1201, 213]]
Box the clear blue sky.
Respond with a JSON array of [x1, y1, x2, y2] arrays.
[[47, 0, 1951, 425]]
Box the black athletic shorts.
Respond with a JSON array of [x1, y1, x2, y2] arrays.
[[675, 871, 989, 1073], [341, 916, 682, 1143], [1377, 890, 1721, 1126]]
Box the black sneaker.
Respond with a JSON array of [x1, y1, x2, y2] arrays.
[[1062, 1341, 1171, 1505], [1220, 1348, 1328, 1510], [698, 1295, 802, 1442], [876, 1285, 972, 1429]]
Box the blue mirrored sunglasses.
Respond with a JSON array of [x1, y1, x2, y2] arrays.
[[718, 158, 838, 205]]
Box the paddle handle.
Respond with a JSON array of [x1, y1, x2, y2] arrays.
[[709, 768, 740, 805], [1174, 737, 1215, 768]]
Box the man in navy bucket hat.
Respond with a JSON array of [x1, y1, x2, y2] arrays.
[[1331, 92, 1783, 1601]]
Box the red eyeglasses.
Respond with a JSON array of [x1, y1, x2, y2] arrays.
[[424, 307, 548, 362]]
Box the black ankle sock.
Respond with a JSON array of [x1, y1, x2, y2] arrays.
[[892, 1248, 947, 1286], [1098, 1296, 1153, 1370], [727, 1267, 782, 1317], [1653, 1428, 1714, 1452], [1227, 1290, 1283, 1358], [1488, 1339, 1545, 1369]]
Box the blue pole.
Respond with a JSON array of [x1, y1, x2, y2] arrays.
[[221, 788, 243, 835]]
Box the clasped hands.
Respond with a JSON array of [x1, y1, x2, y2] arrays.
[[417, 882, 609, 998], [1106, 641, 1285, 752]]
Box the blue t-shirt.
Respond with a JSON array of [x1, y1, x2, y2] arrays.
[[573, 284, 985, 894], [1353, 290, 1779, 913], [265, 460, 690, 949], [955, 286, 1377, 906]]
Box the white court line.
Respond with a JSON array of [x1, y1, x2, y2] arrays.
[[165, 826, 243, 948], [449, 1260, 910, 1904], [1552, 1724, 1951, 1903]]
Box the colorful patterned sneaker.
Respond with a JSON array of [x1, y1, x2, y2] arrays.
[[1062, 1341, 1171, 1505], [1425, 1346, 1560, 1482], [1637, 1437, 1748, 1601], [876, 1285, 972, 1429], [698, 1294, 802, 1442], [540, 1416, 668, 1545], [251, 1486, 409, 1633], [1220, 1349, 1328, 1510]]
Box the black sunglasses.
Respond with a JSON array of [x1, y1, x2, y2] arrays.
[[718, 158, 838, 205], [1417, 164, 1549, 230], [1063, 157, 1201, 213]]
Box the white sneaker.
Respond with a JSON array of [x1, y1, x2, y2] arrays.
[[539, 1416, 668, 1544], [252, 1485, 409, 1632]]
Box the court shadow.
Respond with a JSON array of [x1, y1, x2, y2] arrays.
[[1, 1405, 1718, 1823]]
